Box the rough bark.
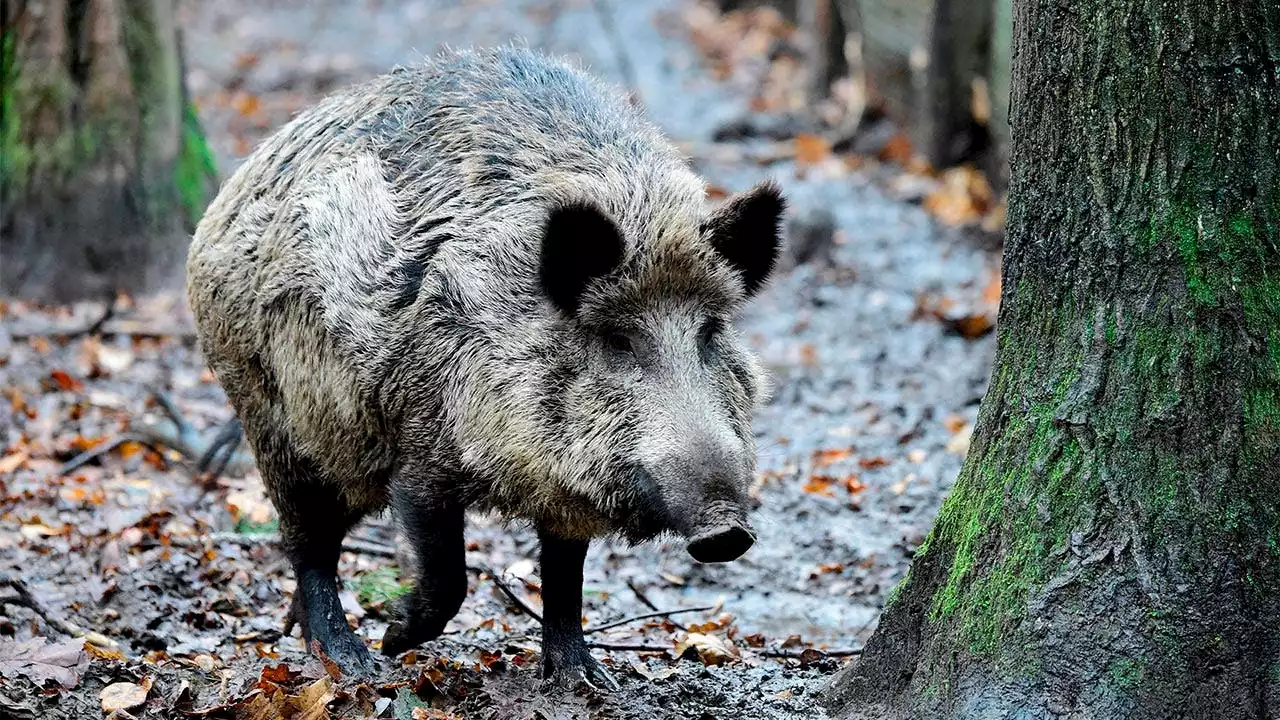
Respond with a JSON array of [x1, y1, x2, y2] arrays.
[[825, 0, 1280, 718], [1, 0, 216, 302]]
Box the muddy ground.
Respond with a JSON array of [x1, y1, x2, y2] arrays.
[[0, 1, 999, 717]]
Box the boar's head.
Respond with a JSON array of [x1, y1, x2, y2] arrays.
[[537, 180, 785, 563]]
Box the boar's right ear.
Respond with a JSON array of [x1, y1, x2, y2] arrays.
[[702, 181, 786, 296], [540, 203, 625, 316]]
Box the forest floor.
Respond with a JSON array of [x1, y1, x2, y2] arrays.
[[0, 1, 1001, 718]]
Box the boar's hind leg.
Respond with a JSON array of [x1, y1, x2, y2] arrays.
[[273, 473, 375, 675], [538, 530, 619, 691], [380, 481, 467, 657]]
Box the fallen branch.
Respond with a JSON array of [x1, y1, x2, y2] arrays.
[[7, 293, 116, 341], [586, 642, 671, 653], [0, 574, 119, 650], [167, 532, 399, 559], [57, 432, 173, 476], [584, 605, 715, 635], [482, 570, 543, 623], [762, 647, 862, 659]]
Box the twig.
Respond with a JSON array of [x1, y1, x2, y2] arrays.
[[627, 579, 690, 631], [57, 432, 171, 476], [8, 293, 116, 341], [761, 647, 862, 659], [586, 642, 671, 653], [168, 532, 399, 559], [0, 574, 119, 650], [584, 605, 714, 635], [483, 570, 544, 623]]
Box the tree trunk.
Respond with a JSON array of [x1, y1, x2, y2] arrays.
[[1, 0, 216, 302], [852, 0, 992, 168], [824, 0, 1280, 718]]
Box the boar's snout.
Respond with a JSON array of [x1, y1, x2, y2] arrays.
[[648, 430, 756, 562], [686, 523, 755, 563]]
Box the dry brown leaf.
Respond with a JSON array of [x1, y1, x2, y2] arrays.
[[794, 134, 832, 166], [942, 414, 968, 434], [811, 448, 854, 468], [923, 166, 993, 226], [49, 369, 83, 392], [291, 677, 335, 720], [981, 267, 1002, 306], [878, 132, 915, 166], [259, 663, 297, 685], [676, 632, 738, 666], [946, 424, 974, 456], [413, 708, 464, 719], [945, 313, 996, 339], [0, 451, 28, 474], [858, 456, 890, 470], [843, 475, 867, 496], [801, 475, 837, 498], [100, 678, 151, 713]]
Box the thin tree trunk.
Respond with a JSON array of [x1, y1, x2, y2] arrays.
[[1, 0, 216, 302], [825, 0, 1280, 718]]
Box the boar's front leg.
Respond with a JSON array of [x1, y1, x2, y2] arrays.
[[380, 480, 468, 657], [275, 483, 375, 675], [538, 530, 619, 691]]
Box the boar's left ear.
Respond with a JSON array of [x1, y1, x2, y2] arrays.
[[702, 181, 786, 296], [541, 203, 626, 316]]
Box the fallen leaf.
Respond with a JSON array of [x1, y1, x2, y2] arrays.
[[676, 632, 738, 666], [0, 451, 28, 474], [0, 637, 87, 688], [944, 313, 996, 339], [947, 424, 974, 456], [878, 132, 915, 165], [794, 133, 831, 166], [291, 677, 335, 720], [891, 474, 918, 495], [260, 663, 297, 685], [49, 369, 84, 392], [811, 448, 853, 468], [923, 165, 993, 226], [843, 475, 867, 496], [100, 679, 150, 713], [943, 414, 968, 434], [981, 267, 1002, 306], [94, 344, 135, 373], [309, 640, 344, 681], [858, 456, 890, 470], [801, 475, 837, 498]]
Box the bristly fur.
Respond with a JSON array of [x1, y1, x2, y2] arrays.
[[186, 45, 784, 546]]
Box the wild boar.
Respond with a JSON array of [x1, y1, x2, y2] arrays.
[[186, 45, 784, 688]]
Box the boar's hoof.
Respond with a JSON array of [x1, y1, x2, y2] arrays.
[[542, 652, 619, 692], [311, 632, 377, 677], [686, 525, 755, 563], [380, 615, 448, 658]]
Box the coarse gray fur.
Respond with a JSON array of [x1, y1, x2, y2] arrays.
[[186, 45, 785, 679]]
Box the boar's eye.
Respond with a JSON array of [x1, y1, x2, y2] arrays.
[[605, 331, 635, 355], [699, 318, 722, 349]]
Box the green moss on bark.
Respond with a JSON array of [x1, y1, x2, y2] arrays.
[[174, 102, 216, 227]]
